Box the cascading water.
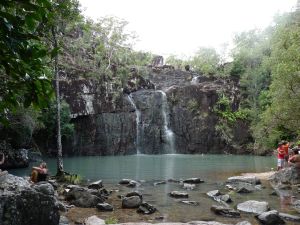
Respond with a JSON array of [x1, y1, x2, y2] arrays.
[[191, 76, 199, 84], [127, 94, 142, 154], [157, 90, 176, 154]]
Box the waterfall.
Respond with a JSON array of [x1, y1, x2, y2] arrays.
[[127, 94, 141, 154], [191, 76, 199, 84], [157, 90, 176, 154]]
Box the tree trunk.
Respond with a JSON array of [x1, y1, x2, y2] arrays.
[[52, 26, 64, 176]]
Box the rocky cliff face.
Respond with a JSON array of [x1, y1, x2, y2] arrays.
[[58, 68, 251, 155]]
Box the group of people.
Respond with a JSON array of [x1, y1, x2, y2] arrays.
[[277, 141, 300, 170]]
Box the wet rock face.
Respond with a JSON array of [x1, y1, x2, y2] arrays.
[[0, 149, 29, 169], [0, 174, 59, 225], [56, 69, 251, 155], [167, 83, 238, 154]]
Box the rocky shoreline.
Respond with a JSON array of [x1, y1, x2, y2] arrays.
[[1, 168, 300, 225]]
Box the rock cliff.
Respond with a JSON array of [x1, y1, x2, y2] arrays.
[[57, 68, 251, 155]]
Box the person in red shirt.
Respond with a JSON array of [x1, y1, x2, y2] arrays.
[[277, 142, 285, 170], [282, 141, 290, 167]]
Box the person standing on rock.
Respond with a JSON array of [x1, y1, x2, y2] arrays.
[[277, 142, 285, 171], [282, 141, 290, 167]]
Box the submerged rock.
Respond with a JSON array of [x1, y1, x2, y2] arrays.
[[179, 200, 200, 206], [211, 205, 240, 218], [169, 191, 189, 198], [154, 181, 167, 186], [237, 200, 269, 214], [183, 183, 196, 190], [137, 202, 157, 214], [256, 210, 285, 225], [207, 190, 232, 204], [183, 178, 204, 184], [119, 179, 140, 188]]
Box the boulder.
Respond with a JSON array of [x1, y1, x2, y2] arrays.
[[227, 176, 260, 185], [183, 178, 204, 184], [96, 203, 114, 211], [154, 181, 167, 186], [292, 200, 300, 212], [64, 185, 105, 207], [256, 210, 285, 225], [59, 216, 69, 225], [119, 179, 140, 187], [0, 174, 59, 225], [84, 215, 105, 225], [207, 190, 221, 198], [183, 183, 196, 190], [279, 212, 300, 222], [179, 200, 199, 206], [207, 190, 232, 203], [237, 200, 269, 214], [137, 202, 157, 214], [88, 180, 103, 189], [235, 222, 252, 225], [236, 187, 252, 194], [169, 191, 189, 198], [211, 205, 240, 218], [122, 196, 142, 208], [125, 191, 143, 200], [269, 167, 300, 185]]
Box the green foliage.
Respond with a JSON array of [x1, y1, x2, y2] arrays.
[[187, 99, 199, 114], [39, 101, 74, 141], [57, 173, 83, 184], [166, 55, 185, 69], [5, 106, 43, 148], [0, 0, 54, 120], [105, 217, 118, 224], [251, 11, 300, 150], [214, 95, 247, 125], [190, 47, 220, 75]]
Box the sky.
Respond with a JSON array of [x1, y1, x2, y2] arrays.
[[79, 0, 297, 58]]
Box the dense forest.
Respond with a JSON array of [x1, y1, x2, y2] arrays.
[[1, 0, 300, 156]]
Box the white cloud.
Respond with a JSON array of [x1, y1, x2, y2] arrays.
[[79, 0, 297, 57]]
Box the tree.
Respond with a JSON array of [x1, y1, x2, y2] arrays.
[[0, 0, 54, 123], [47, 0, 80, 176], [253, 10, 300, 149], [189, 47, 220, 75]]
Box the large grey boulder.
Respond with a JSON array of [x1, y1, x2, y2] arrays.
[[256, 210, 285, 225], [237, 200, 269, 214], [122, 196, 142, 208], [64, 185, 105, 207], [85, 215, 105, 225], [227, 176, 260, 185], [270, 167, 300, 185], [0, 174, 59, 225]]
